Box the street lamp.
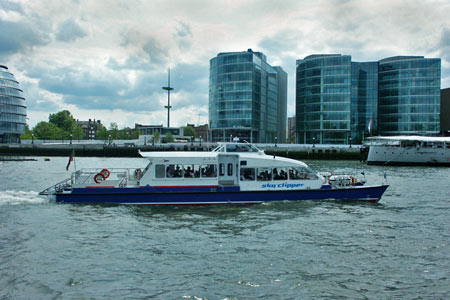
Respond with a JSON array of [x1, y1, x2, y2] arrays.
[[70, 134, 72, 145], [275, 136, 277, 147], [200, 136, 202, 146], [108, 135, 111, 145], [191, 136, 194, 146], [32, 133, 34, 144], [313, 137, 315, 148], [349, 137, 352, 148]]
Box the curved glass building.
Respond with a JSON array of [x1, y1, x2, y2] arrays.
[[296, 54, 352, 144], [378, 56, 440, 135], [209, 49, 287, 143], [0, 65, 27, 143]]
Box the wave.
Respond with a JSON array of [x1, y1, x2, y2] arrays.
[[0, 190, 49, 205]]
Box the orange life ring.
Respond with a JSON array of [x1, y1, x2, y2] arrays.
[[94, 172, 106, 184], [101, 168, 110, 178]]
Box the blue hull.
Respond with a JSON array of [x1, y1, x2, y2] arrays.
[[55, 185, 389, 205]]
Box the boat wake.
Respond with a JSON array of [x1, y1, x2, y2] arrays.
[[0, 190, 49, 205]]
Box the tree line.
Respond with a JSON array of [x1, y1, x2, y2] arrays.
[[21, 110, 138, 141]]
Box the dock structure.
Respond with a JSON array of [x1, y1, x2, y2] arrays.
[[0, 143, 364, 160]]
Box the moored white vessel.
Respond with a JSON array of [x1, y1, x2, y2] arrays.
[[365, 136, 450, 166], [40, 143, 389, 204]]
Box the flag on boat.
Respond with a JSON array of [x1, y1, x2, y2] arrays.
[[368, 119, 373, 133], [66, 150, 74, 171]]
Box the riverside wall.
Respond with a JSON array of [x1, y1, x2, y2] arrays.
[[0, 143, 368, 161]]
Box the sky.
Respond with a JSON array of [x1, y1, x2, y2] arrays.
[[2, 0, 450, 129]]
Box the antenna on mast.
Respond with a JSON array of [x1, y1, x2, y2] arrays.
[[162, 69, 173, 127]]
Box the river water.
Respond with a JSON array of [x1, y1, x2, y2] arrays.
[[0, 157, 449, 299]]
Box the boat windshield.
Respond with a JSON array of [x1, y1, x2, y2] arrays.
[[213, 143, 261, 153]]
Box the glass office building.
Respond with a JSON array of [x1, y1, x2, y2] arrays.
[[296, 54, 441, 144], [378, 56, 441, 135], [296, 54, 352, 144], [351, 61, 378, 142], [209, 49, 287, 143], [0, 65, 27, 143]]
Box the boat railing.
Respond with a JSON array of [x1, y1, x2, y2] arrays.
[[72, 168, 145, 186], [39, 177, 72, 195], [213, 142, 262, 153]]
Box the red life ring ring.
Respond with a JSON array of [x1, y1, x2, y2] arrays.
[[94, 172, 106, 184], [101, 168, 110, 178]]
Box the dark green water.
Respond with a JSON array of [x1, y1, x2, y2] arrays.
[[1, 157, 449, 299]]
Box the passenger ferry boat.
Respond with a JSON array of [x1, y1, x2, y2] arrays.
[[40, 143, 389, 204], [365, 136, 450, 166]]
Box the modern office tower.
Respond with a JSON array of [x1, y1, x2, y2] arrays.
[[296, 54, 352, 144], [378, 56, 441, 136], [296, 54, 441, 144], [351, 61, 378, 142], [0, 65, 27, 143], [440, 88, 450, 134], [209, 49, 287, 143]]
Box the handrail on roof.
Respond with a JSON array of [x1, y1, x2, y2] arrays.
[[213, 141, 263, 153]]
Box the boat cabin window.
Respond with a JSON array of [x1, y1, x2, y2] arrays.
[[226, 144, 255, 152], [257, 168, 272, 181], [227, 163, 233, 176], [273, 168, 288, 180], [163, 164, 213, 179], [155, 165, 165, 178], [201, 164, 217, 177], [166, 164, 183, 178], [289, 167, 318, 180], [184, 164, 199, 178], [219, 163, 225, 176], [240, 168, 255, 181]]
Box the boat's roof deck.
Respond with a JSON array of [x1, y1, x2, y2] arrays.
[[367, 136, 450, 143]]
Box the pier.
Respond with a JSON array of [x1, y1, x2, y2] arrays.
[[0, 142, 366, 161]]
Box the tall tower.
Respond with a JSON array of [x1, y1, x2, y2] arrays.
[[162, 69, 174, 127]]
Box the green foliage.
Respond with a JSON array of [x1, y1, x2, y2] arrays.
[[29, 110, 141, 141], [183, 126, 197, 138], [109, 122, 119, 140], [165, 131, 174, 142], [49, 110, 76, 133], [97, 124, 108, 140], [20, 125, 33, 140], [153, 131, 160, 143], [33, 121, 64, 140], [72, 124, 85, 140]]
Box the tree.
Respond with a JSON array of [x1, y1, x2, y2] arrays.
[[153, 131, 160, 143], [109, 122, 119, 140], [72, 124, 85, 140], [33, 121, 64, 140], [49, 110, 76, 133], [97, 124, 108, 140], [165, 131, 174, 142], [20, 125, 33, 140], [183, 126, 197, 138]]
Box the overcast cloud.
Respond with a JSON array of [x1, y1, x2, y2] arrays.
[[1, 0, 450, 129]]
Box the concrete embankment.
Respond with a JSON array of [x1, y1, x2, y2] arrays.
[[0, 143, 367, 161]]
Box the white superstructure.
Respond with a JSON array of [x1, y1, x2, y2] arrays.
[[366, 136, 450, 166], [139, 143, 324, 191]]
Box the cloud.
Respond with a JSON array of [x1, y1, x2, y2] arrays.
[[55, 18, 87, 42], [173, 20, 193, 50], [0, 19, 49, 57], [0, 0, 24, 13], [3, 0, 450, 128]]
